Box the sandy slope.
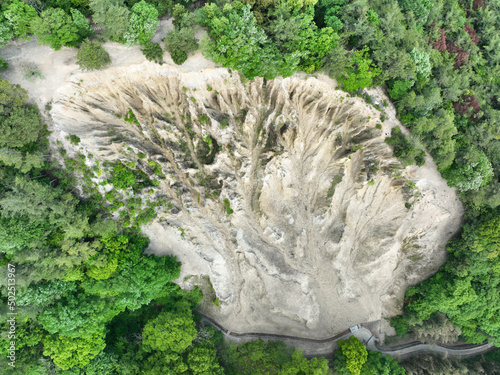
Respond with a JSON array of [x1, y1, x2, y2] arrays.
[[0, 18, 215, 109]]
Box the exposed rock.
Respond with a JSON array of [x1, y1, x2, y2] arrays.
[[51, 64, 463, 338]]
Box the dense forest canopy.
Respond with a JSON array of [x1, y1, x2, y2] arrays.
[[0, 0, 499, 373]]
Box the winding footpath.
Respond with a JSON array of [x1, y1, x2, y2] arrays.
[[196, 312, 496, 359]]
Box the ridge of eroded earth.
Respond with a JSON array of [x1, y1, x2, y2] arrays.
[[51, 64, 463, 338]]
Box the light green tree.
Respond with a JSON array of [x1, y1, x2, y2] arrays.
[[2, 0, 37, 39], [279, 349, 331, 374], [142, 350, 189, 375], [124, 0, 159, 46], [337, 48, 381, 92], [142, 307, 197, 353], [410, 48, 432, 78], [43, 331, 106, 370], [187, 345, 224, 375], [335, 336, 368, 375]]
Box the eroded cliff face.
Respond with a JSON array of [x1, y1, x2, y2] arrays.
[[51, 64, 462, 337]]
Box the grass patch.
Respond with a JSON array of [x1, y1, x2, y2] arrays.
[[223, 198, 233, 215], [124, 109, 140, 126]]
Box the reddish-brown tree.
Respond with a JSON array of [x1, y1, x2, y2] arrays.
[[453, 94, 480, 122], [465, 23, 479, 45], [472, 0, 485, 10], [433, 28, 447, 52], [447, 40, 469, 68]]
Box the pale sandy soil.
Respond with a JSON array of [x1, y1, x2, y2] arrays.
[[0, 18, 215, 109]]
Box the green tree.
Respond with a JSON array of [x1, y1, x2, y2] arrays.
[[141, 41, 163, 64], [2, 0, 37, 39], [324, 42, 349, 79], [90, 0, 130, 41], [335, 336, 368, 375], [0, 14, 14, 47], [361, 351, 405, 375], [398, 0, 432, 25], [187, 345, 224, 375], [443, 145, 493, 192], [79, 351, 119, 375], [0, 79, 45, 149], [405, 208, 500, 344], [82, 253, 180, 310], [410, 48, 432, 78], [31, 7, 85, 50], [38, 293, 115, 338], [388, 79, 415, 101], [0, 148, 45, 173], [16, 280, 78, 308], [124, 0, 159, 46], [70, 8, 93, 39], [314, 0, 345, 30], [337, 48, 381, 92], [198, 1, 299, 79], [164, 28, 198, 65], [0, 176, 90, 242], [77, 39, 112, 70], [43, 331, 106, 370], [265, 6, 338, 72], [142, 307, 197, 353]]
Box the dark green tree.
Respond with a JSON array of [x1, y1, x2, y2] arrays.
[[77, 39, 112, 70], [141, 41, 164, 64], [164, 28, 198, 65]]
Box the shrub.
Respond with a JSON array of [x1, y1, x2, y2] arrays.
[[170, 50, 188, 65], [77, 39, 111, 71], [164, 28, 198, 65], [0, 57, 8, 71], [385, 126, 426, 167], [390, 315, 410, 337], [21, 62, 44, 81], [223, 198, 233, 215], [141, 41, 163, 64], [69, 135, 81, 145]]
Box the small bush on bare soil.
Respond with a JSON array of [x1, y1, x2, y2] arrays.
[[77, 39, 111, 71]]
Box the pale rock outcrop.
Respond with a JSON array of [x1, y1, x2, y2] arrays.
[[51, 64, 463, 338]]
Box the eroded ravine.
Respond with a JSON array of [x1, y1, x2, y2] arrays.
[[50, 63, 463, 338]]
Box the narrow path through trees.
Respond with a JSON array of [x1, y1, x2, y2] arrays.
[[196, 311, 496, 359]]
